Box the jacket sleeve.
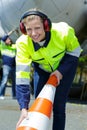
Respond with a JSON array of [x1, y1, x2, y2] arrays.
[[16, 85, 30, 110], [58, 53, 78, 76], [16, 35, 32, 110], [58, 23, 82, 76]]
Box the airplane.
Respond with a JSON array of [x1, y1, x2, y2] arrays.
[[0, 0, 87, 99], [0, 0, 87, 41]]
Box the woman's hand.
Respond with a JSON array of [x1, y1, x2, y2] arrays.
[[16, 108, 28, 129], [50, 70, 63, 85]]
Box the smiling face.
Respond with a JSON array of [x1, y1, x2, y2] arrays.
[[23, 15, 45, 43]]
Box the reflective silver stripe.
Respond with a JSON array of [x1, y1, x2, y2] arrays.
[[2, 51, 15, 57], [16, 78, 30, 85], [66, 46, 82, 57], [16, 65, 30, 72]]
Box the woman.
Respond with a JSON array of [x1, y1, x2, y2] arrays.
[[16, 8, 81, 130]]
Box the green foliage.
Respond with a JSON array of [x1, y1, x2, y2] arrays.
[[79, 55, 87, 64]]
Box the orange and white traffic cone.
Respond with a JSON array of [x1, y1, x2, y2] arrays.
[[17, 75, 58, 130]]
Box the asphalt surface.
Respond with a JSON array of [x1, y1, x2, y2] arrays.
[[0, 87, 87, 130]]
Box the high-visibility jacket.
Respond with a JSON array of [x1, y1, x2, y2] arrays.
[[16, 22, 81, 86], [0, 40, 16, 66]]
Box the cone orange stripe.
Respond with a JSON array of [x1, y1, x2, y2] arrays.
[[46, 75, 58, 87], [17, 126, 37, 130], [29, 98, 52, 118]]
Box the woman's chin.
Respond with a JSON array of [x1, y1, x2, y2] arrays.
[[33, 39, 40, 43]]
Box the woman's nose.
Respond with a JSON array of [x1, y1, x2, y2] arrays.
[[31, 29, 37, 36]]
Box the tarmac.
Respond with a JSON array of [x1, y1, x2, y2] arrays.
[[0, 87, 87, 130]]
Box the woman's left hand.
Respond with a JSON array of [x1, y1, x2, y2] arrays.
[[50, 70, 63, 85]]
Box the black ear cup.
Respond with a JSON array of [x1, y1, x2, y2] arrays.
[[20, 11, 52, 34]]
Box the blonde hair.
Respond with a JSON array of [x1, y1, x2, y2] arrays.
[[22, 8, 44, 24]]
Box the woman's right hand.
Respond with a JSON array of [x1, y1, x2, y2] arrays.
[[16, 108, 28, 130]]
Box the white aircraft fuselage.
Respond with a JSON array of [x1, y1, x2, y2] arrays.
[[0, 0, 86, 37]]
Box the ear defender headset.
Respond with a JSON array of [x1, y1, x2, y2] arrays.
[[20, 10, 52, 35]]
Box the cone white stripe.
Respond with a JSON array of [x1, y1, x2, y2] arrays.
[[37, 84, 56, 102], [19, 112, 50, 130]]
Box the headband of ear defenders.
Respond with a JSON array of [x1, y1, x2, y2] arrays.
[[20, 11, 49, 22]]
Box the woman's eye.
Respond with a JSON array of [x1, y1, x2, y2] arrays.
[[26, 28, 31, 33], [35, 27, 41, 30]]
